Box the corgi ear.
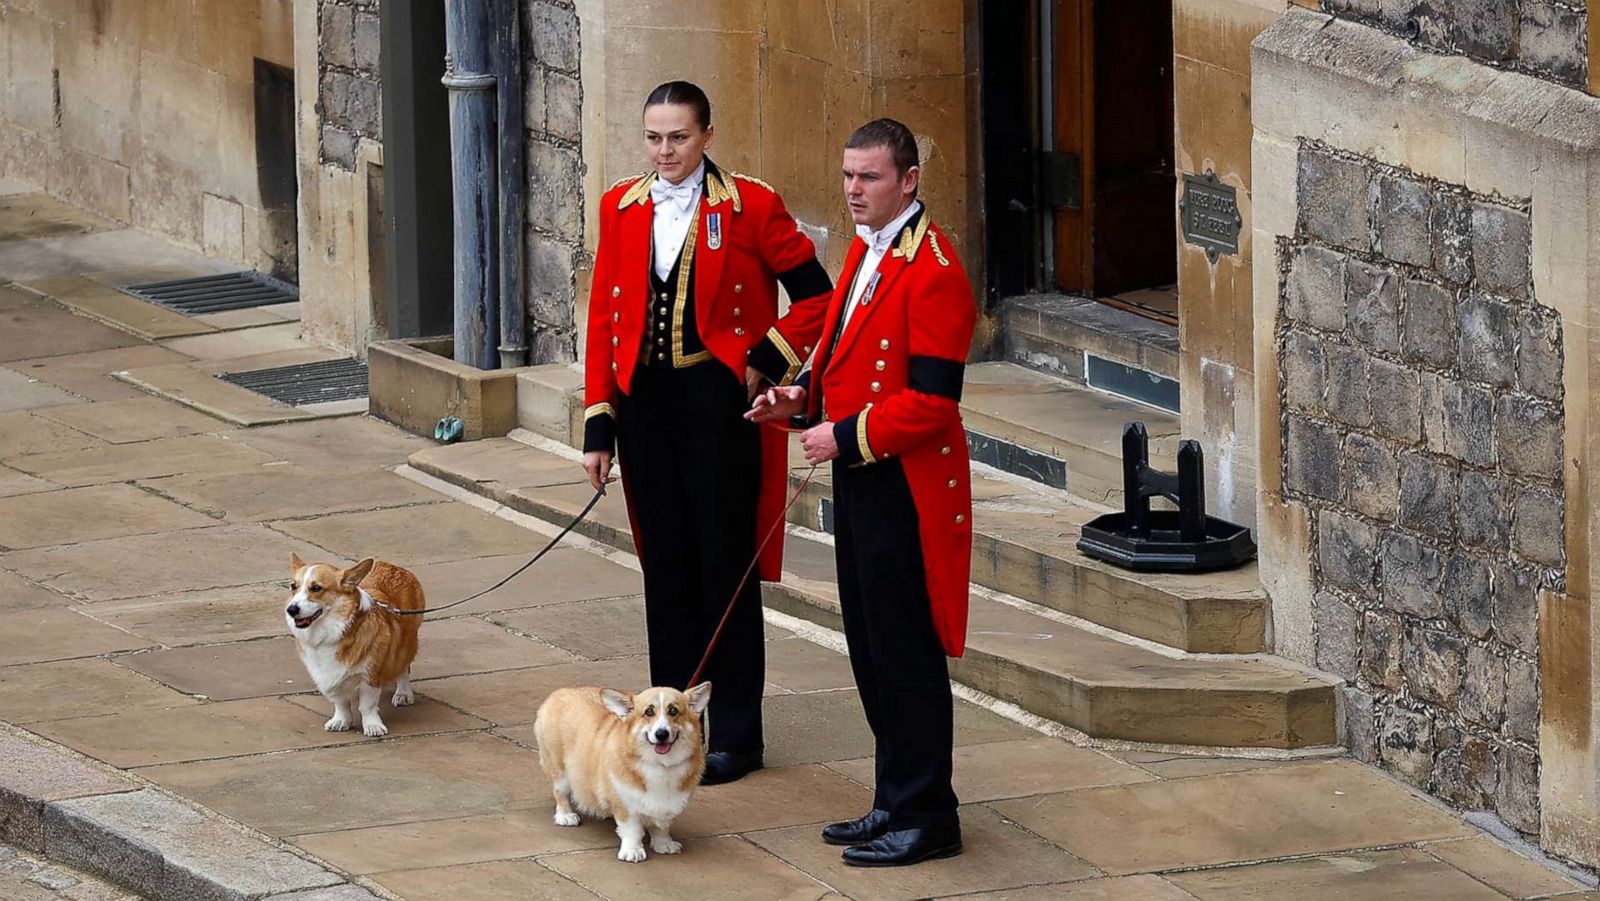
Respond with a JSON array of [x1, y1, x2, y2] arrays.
[[341, 558, 375, 589], [290, 552, 305, 573], [686, 681, 712, 715], [601, 689, 634, 719]]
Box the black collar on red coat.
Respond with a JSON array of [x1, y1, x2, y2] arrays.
[[617, 157, 743, 212]]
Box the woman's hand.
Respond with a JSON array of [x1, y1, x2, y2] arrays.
[[583, 451, 616, 491], [746, 385, 807, 423]]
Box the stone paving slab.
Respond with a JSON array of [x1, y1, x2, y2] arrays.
[[3, 434, 279, 487], [418, 656, 653, 726], [406, 616, 582, 678], [750, 804, 1099, 901], [0, 484, 214, 549], [0, 195, 115, 241], [83, 583, 284, 646], [142, 465, 444, 522], [0, 607, 153, 667], [113, 357, 321, 427], [0, 412, 104, 459], [762, 635, 860, 694], [672, 763, 873, 838], [0, 230, 222, 285], [0, 727, 138, 852], [405, 549, 643, 616], [23, 276, 215, 341], [539, 834, 835, 901], [34, 696, 487, 768], [1166, 847, 1509, 899], [227, 418, 432, 471], [160, 322, 307, 359], [0, 569, 69, 611], [35, 397, 226, 444], [272, 502, 557, 567], [827, 738, 1155, 805], [0, 845, 144, 901], [138, 732, 550, 836], [1109, 749, 1310, 779], [8, 345, 194, 402], [1421, 834, 1588, 897], [370, 859, 601, 901], [0, 465, 59, 498], [931, 875, 1199, 901], [0, 299, 137, 363], [487, 596, 647, 660], [0, 660, 201, 724], [1, 523, 307, 602], [290, 810, 617, 876], [989, 758, 1478, 876], [45, 789, 343, 900], [762, 688, 1033, 768], [0, 367, 85, 412]]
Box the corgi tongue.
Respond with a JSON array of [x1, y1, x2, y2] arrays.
[[653, 741, 672, 755]]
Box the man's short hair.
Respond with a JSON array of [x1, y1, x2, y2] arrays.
[[845, 118, 919, 176]]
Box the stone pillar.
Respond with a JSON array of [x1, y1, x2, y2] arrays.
[[524, 0, 584, 364]]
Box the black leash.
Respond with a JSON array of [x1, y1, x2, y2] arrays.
[[368, 486, 607, 617]]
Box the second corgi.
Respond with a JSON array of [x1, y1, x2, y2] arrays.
[[285, 553, 425, 737]]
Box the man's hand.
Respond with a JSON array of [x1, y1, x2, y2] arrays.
[[746, 385, 807, 423], [800, 421, 840, 465], [745, 366, 766, 402], [582, 451, 616, 491]]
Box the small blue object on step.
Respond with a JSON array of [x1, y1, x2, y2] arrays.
[[434, 417, 464, 443]]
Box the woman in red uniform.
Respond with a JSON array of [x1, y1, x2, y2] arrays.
[[581, 81, 831, 784]]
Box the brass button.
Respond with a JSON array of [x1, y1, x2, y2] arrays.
[[656, 337, 665, 346], [612, 312, 620, 323], [610, 362, 619, 371], [734, 327, 745, 336], [611, 336, 619, 346], [940, 445, 950, 455], [732, 307, 742, 317], [947, 479, 957, 488], [658, 306, 667, 316], [955, 514, 965, 524], [879, 338, 890, 350], [870, 381, 881, 392], [734, 283, 744, 293], [612, 287, 621, 298], [658, 293, 667, 301], [874, 360, 886, 371], [803, 345, 812, 354], [656, 352, 666, 361]]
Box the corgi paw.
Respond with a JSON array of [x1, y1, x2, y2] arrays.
[[392, 689, 415, 706], [618, 845, 647, 863], [650, 837, 682, 855], [363, 721, 390, 737], [324, 715, 352, 732], [553, 811, 580, 827]]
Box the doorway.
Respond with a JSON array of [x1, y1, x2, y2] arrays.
[[254, 59, 298, 283]]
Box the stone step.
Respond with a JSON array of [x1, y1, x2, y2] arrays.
[[515, 363, 584, 449], [1002, 294, 1180, 411], [406, 438, 1337, 750], [960, 361, 1180, 504], [786, 463, 1267, 654]]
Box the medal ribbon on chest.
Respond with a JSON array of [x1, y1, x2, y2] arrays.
[[707, 212, 723, 250]]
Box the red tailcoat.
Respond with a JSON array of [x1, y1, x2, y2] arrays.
[[806, 208, 977, 656], [583, 161, 832, 580]]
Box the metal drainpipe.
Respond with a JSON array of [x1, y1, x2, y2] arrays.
[[492, 0, 528, 369], [442, 0, 499, 369]]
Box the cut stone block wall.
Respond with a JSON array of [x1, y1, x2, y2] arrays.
[[525, 0, 584, 364], [317, 0, 381, 170]]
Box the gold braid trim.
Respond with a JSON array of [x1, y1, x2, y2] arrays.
[[584, 402, 616, 421], [766, 327, 803, 386], [618, 172, 658, 209], [892, 213, 932, 262], [927, 231, 951, 267], [856, 404, 877, 465]]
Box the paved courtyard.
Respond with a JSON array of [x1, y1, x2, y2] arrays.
[[0, 187, 1596, 899]]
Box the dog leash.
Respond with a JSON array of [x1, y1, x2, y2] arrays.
[[368, 486, 608, 617]]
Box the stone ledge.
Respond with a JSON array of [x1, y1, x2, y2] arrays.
[[0, 726, 364, 901]]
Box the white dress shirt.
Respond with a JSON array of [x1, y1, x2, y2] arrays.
[[840, 200, 922, 333], [650, 161, 705, 282]]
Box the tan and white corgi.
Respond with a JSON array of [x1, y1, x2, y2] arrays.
[[534, 683, 712, 862], [285, 553, 425, 737]]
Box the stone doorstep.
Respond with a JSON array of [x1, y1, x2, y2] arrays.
[[788, 462, 1268, 655], [406, 439, 1337, 750], [113, 349, 360, 428], [0, 727, 373, 901], [1003, 293, 1181, 383]]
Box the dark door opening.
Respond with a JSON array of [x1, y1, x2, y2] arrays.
[[254, 59, 299, 283], [1050, 0, 1177, 320]]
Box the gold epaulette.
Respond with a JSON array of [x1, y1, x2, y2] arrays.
[[729, 171, 776, 193], [927, 230, 951, 267], [891, 213, 932, 263], [617, 172, 658, 209]]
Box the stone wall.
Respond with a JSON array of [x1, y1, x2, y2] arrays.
[[0, 0, 295, 272], [317, 0, 381, 169], [1322, 0, 1589, 89], [525, 0, 585, 364], [1279, 139, 1561, 835]]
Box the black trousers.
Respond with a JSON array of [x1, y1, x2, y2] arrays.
[[617, 361, 764, 755], [833, 458, 959, 830]]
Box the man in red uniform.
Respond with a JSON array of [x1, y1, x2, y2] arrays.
[[749, 118, 976, 865], [584, 82, 832, 785]]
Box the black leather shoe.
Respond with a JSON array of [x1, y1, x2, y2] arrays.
[[822, 809, 891, 846], [842, 825, 963, 867], [700, 750, 763, 785]]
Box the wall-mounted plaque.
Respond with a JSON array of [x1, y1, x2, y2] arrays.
[[1179, 170, 1241, 262]]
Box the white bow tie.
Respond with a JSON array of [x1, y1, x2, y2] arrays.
[[856, 223, 898, 254], [651, 177, 698, 215]]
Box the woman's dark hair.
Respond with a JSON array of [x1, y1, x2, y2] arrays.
[[644, 81, 712, 130], [845, 118, 919, 176]]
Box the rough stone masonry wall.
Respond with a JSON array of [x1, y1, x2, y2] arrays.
[[1279, 141, 1565, 836], [1323, 0, 1588, 89], [317, 0, 381, 169], [524, 0, 584, 364]]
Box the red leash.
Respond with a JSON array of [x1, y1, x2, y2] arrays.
[[687, 464, 817, 688]]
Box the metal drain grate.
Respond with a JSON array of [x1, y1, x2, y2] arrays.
[[122, 271, 298, 314], [219, 358, 368, 406]]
